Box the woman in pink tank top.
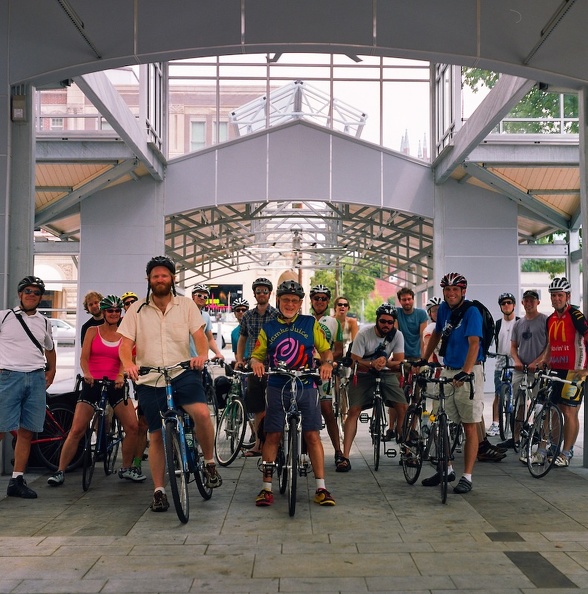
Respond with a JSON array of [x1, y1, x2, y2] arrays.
[[47, 296, 145, 487]]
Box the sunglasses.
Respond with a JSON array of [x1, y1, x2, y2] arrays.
[[193, 293, 208, 299], [234, 308, 247, 313], [105, 308, 122, 314], [23, 288, 42, 296], [378, 319, 395, 326], [123, 299, 137, 307], [500, 300, 514, 305], [312, 296, 329, 302], [255, 289, 270, 295], [336, 302, 349, 307]]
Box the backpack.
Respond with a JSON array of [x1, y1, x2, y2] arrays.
[[439, 300, 495, 362]]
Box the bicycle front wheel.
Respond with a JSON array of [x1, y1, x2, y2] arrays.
[[164, 420, 190, 523], [437, 414, 449, 504], [372, 400, 382, 471], [400, 405, 422, 484], [512, 390, 526, 453], [277, 439, 287, 495], [287, 418, 298, 517], [34, 405, 83, 472], [104, 415, 122, 476], [498, 384, 512, 441], [527, 403, 564, 479], [215, 398, 247, 466], [82, 427, 96, 492]]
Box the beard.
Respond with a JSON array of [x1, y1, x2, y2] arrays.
[[150, 279, 172, 298]]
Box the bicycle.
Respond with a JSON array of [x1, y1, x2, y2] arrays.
[[214, 363, 253, 466], [81, 376, 128, 491], [518, 371, 567, 479], [332, 359, 351, 437], [265, 363, 321, 517], [358, 368, 398, 471], [497, 363, 516, 441], [511, 366, 540, 453], [138, 361, 213, 524], [10, 394, 83, 472]]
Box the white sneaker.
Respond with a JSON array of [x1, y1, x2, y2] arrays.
[[486, 423, 500, 437], [118, 467, 147, 482], [518, 453, 528, 464], [529, 453, 545, 465]]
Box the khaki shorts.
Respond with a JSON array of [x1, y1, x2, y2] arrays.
[[348, 372, 406, 410], [440, 365, 484, 425]]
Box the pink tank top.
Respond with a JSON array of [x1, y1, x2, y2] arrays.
[[88, 328, 122, 380]]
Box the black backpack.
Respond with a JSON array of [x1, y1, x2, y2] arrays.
[[439, 300, 495, 362]]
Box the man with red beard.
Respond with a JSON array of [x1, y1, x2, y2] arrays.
[[119, 256, 222, 513]]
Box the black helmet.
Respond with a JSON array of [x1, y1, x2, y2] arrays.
[[376, 303, 397, 319], [498, 292, 516, 305], [276, 280, 305, 298], [309, 284, 331, 299], [252, 277, 273, 291], [146, 255, 176, 276], [17, 276, 45, 295]]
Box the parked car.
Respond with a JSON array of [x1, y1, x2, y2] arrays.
[[49, 318, 76, 345]]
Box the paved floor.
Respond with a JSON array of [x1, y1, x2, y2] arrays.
[[1, 394, 588, 594]]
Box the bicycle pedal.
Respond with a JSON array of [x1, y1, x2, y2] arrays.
[[359, 413, 369, 423], [385, 448, 397, 458]]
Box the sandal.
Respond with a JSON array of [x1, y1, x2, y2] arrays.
[[335, 456, 351, 472]]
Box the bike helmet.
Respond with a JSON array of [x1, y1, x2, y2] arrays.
[[17, 275, 46, 295], [548, 277, 571, 293], [252, 277, 273, 291], [309, 284, 331, 299], [426, 296, 442, 311], [440, 272, 468, 289], [231, 297, 249, 309], [145, 255, 176, 276], [121, 291, 138, 302], [276, 280, 305, 298], [99, 294, 124, 310], [376, 303, 398, 319], [498, 292, 516, 305], [191, 283, 210, 296]]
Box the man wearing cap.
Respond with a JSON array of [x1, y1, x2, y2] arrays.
[[498, 289, 549, 450], [0, 276, 56, 499]]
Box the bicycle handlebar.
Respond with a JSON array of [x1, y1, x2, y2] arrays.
[[138, 361, 191, 376]]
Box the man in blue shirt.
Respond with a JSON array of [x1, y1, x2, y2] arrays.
[[420, 272, 485, 494]]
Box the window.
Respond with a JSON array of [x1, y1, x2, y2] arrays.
[[190, 121, 206, 152]]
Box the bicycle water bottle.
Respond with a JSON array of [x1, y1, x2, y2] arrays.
[[183, 413, 194, 451], [421, 408, 430, 437]]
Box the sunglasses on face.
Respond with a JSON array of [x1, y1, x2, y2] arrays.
[[500, 300, 514, 306], [23, 288, 42, 296], [105, 308, 122, 314], [336, 302, 349, 307], [312, 296, 329, 302], [123, 299, 137, 307], [255, 289, 270, 295], [378, 319, 395, 326], [193, 293, 208, 299], [234, 308, 247, 314]]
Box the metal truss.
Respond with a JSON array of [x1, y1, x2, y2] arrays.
[[166, 201, 433, 286]]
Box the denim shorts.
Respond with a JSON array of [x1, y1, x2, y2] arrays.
[[264, 384, 322, 433], [0, 369, 46, 433], [136, 369, 206, 433]]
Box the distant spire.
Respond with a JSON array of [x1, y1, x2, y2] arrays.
[[401, 129, 410, 155], [417, 140, 422, 159], [422, 132, 428, 160]]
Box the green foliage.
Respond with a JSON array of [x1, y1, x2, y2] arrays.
[[521, 259, 566, 276]]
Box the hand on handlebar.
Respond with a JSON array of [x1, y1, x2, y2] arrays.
[[371, 355, 387, 372], [124, 364, 139, 382], [452, 371, 473, 384], [189, 355, 207, 371], [250, 358, 265, 378], [83, 373, 95, 387]]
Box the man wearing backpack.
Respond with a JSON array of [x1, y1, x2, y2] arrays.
[[420, 272, 487, 494]]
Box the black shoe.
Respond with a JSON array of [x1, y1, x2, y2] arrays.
[[497, 437, 515, 449], [7, 476, 37, 499], [383, 429, 396, 442], [421, 471, 455, 487], [453, 476, 473, 494]]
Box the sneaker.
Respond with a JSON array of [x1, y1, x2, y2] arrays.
[[453, 476, 473, 494], [383, 429, 396, 442], [47, 470, 65, 487], [497, 437, 515, 449], [477, 443, 507, 462], [519, 453, 528, 464], [314, 488, 336, 506], [118, 467, 147, 482], [150, 490, 169, 512], [553, 454, 570, 467], [204, 463, 223, 488], [529, 452, 545, 465], [7, 476, 37, 499], [486, 423, 500, 437], [421, 471, 455, 486], [255, 489, 274, 507]]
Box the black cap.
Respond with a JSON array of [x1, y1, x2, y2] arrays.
[[522, 289, 539, 299]]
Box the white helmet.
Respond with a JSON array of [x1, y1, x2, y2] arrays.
[[426, 296, 442, 311], [548, 277, 571, 293]]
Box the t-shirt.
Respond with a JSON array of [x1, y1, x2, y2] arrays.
[[495, 317, 517, 371], [511, 314, 548, 366], [80, 317, 103, 346], [435, 300, 483, 369], [396, 308, 428, 358], [351, 324, 404, 370]]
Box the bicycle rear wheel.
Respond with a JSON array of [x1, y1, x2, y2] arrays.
[[372, 400, 382, 471], [104, 415, 122, 475], [82, 427, 97, 492], [437, 414, 449, 504], [164, 420, 190, 523], [214, 398, 247, 466], [400, 405, 422, 484], [34, 405, 83, 472], [498, 384, 513, 442], [287, 417, 298, 517], [449, 422, 464, 457], [527, 403, 563, 479]]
